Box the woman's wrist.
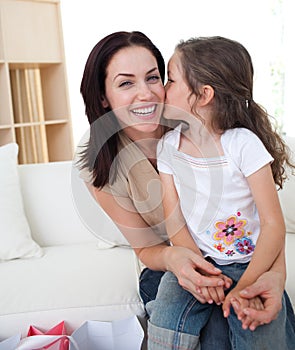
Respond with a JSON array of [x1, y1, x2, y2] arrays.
[[162, 245, 174, 272], [269, 247, 286, 282]]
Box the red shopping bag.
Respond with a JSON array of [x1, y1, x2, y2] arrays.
[[27, 321, 67, 337], [25, 321, 69, 350]]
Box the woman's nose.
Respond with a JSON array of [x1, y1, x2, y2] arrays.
[[137, 82, 153, 100]]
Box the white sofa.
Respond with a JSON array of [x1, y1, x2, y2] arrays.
[[0, 159, 145, 339], [0, 137, 294, 341]]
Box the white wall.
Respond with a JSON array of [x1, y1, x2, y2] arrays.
[[60, 0, 295, 147]]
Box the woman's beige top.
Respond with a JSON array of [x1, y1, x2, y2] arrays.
[[80, 131, 168, 244]]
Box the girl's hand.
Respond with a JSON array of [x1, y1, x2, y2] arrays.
[[230, 296, 264, 330], [199, 285, 225, 305], [223, 285, 251, 318], [197, 274, 232, 304]]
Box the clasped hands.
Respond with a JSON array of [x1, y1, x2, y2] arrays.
[[169, 247, 282, 331], [196, 273, 265, 331]]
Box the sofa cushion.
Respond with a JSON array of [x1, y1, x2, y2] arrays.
[[71, 164, 130, 247], [18, 161, 98, 247], [0, 243, 145, 338], [286, 233, 295, 307], [0, 143, 43, 260]]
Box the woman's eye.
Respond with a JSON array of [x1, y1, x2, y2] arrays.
[[118, 81, 132, 88], [167, 78, 174, 83], [147, 75, 160, 83]]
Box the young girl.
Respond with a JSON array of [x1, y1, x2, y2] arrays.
[[149, 36, 295, 349]]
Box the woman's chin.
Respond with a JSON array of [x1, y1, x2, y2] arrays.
[[133, 122, 161, 134]]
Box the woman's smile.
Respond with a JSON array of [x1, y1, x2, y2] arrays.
[[130, 104, 158, 120]]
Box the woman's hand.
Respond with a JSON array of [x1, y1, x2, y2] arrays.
[[239, 271, 284, 326], [223, 284, 265, 330], [163, 246, 230, 303], [224, 271, 284, 330]]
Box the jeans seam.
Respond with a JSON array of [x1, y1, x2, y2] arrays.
[[171, 297, 199, 348], [178, 297, 198, 333]]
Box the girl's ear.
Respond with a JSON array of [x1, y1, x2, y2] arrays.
[[101, 95, 109, 108], [198, 85, 214, 106]]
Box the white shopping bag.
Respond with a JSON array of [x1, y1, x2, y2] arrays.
[[0, 334, 21, 350], [70, 316, 144, 350]]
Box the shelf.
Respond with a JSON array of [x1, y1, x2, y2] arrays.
[[0, 119, 69, 129], [8, 62, 62, 69], [1, 0, 62, 62], [0, 0, 73, 164]]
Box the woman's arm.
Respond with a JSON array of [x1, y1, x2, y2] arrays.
[[91, 185, 225, 301], [223, 163, 286, 320]]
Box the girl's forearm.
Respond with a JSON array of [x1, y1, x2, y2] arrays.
[[237, 224, 285, 288]]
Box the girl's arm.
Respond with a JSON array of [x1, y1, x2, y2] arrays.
[[232, 163, 286, 289], [160, 171, 232, 303], [159, 172, 203, 256]]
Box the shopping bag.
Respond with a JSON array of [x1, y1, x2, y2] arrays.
[[16, 321, 71, 350], [70, 316, 144, 350], [27, 321, 67, 337], [15, 335, 73, 350], [0, 334, 21, 350]]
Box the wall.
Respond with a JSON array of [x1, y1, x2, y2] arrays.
[[60, 0, 295, 147]]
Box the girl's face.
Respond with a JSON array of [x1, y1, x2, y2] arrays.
[[103, 46, 165, 137], [164, 52, 192, 118]]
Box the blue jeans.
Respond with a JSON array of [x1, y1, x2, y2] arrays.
[[140, 266, 295, 350], [140, 268, 230, 349]]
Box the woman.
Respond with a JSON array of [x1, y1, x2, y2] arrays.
[[78, 31, 294, 349]]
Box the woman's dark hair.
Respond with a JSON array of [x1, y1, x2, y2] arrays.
[[79, 31, 165, 188], [176, 36, 294, 189]]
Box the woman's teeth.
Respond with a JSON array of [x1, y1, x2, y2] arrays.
[[131, 105, 156, 117]]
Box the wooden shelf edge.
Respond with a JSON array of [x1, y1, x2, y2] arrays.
[[0, 119, 69, 129]]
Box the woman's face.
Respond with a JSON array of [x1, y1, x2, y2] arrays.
[[103, 46, 165, 137], [164, 52, 192, 119]]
